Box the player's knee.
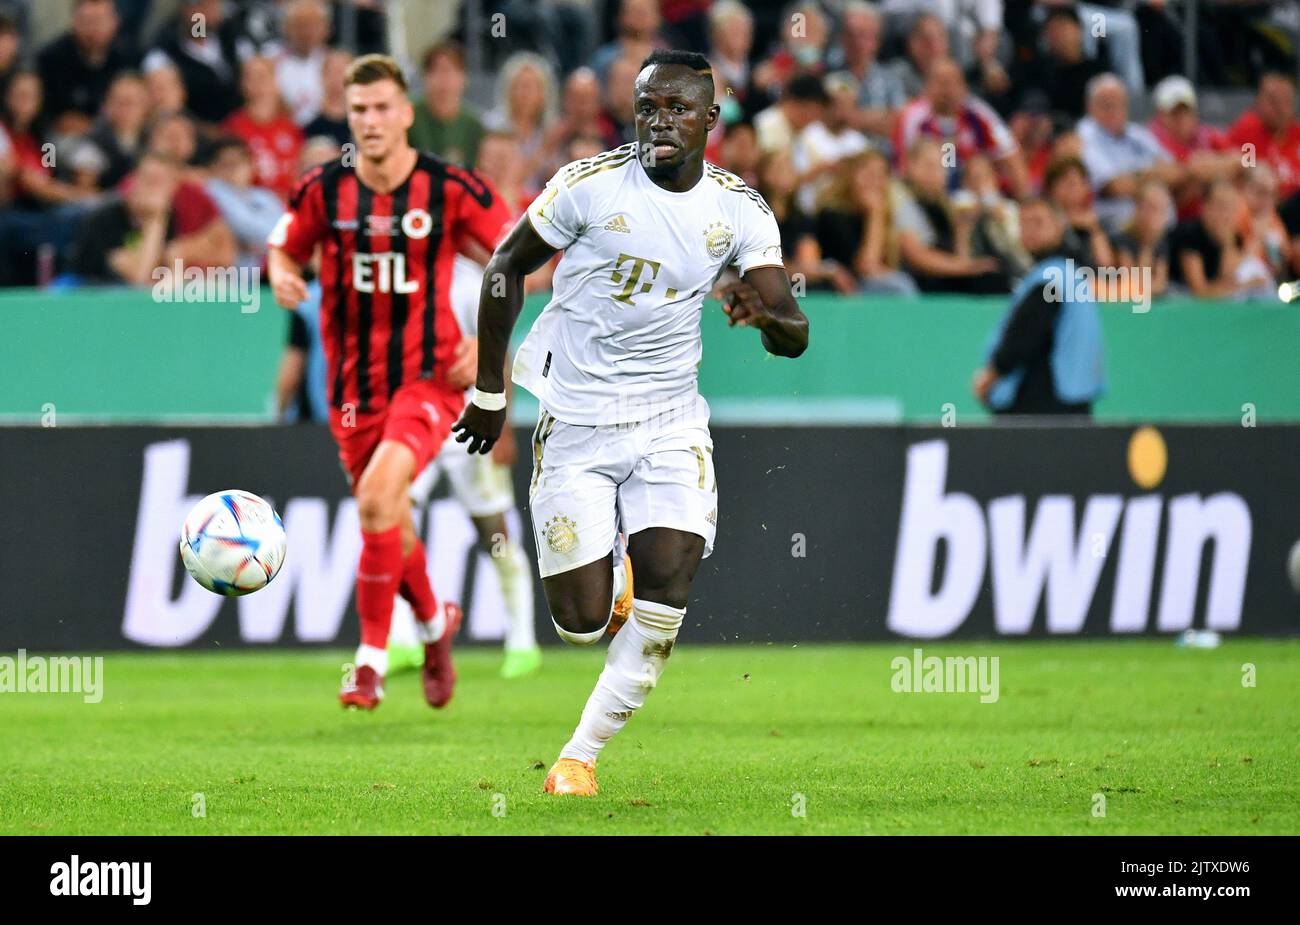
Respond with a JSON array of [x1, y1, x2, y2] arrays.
[[629, 559, 693, 611], [549, 599, 609, 645], [355, 479, 401, 531]]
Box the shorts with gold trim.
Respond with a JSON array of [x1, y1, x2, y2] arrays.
[[527, 404, 717, 579]]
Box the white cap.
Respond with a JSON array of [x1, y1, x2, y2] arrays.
[[1153, 75, 1197, 112]]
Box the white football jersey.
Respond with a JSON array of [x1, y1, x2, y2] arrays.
[[514, 144, 784, 425]]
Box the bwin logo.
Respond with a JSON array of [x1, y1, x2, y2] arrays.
[[886, 439, 1251, 638], [50, 855, 151, 905]]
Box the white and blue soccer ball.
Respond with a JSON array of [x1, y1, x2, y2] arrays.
[[179, 490, 287, 596]]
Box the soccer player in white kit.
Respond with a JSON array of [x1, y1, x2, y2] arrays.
[[388, 253, 540, 679], [454, 50, 809, 795]]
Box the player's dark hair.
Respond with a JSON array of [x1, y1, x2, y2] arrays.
[[345, 53, 409, 93], [639, 49, 715, 97]]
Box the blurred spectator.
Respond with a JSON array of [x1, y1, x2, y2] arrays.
[[143, 0, 242, 124], [300, 133, 342, 172], [221, 57, 304, 202], [825, 1, 906, 143], [1043, 155, 1114, 267], [1071, 2, 1145, 97], [1077, 73, 1179, 232], [706, 1, 757, 121], [757, 148, 855, 294], [815, 148, 918, 294], [565, 133, 606, 163], [885, 13, 947, 100], [895, 58, 1028, 197], [793, 71, 869, 213], [603, 53, 641, 147], [144, 61, 189, 118], [1112, 179, 1173, 299], [973, 195, 1105, 417], [484, 52, 557, 188], [303, 49, 351, 148], [410, 41, 484, 167], [755, 73, 828, 157], [1148, 75, 1240, 220], [203, 137, 284, 269], [1012, 92, 1059, 191], [894, 137, 1007, 293], [36, 0, 137, 134], [590, 0, 664, 81], [1238, 165, 1290, 281], [146, 112, 201, 174], [542, 68, 618, 175], [2, 72, 99, 209], [1168, 179, 1273, 300], [82, 72, 150, 189], [1011, 5, 1105, 125], [752, 1, 829, 99], [963, 152, 1030, 277], [720, 121, 761, 188], [276, 0, 332, 127], [474, 132, 535, 217], [0, 13, 19, 103], [1226, 72, 1300, 199]]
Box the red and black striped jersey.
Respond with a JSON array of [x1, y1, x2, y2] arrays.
[[270, 152, 514, 413]]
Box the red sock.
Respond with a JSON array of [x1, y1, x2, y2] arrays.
[[356, 526, 403, 651], [399, 540, 439, 624]]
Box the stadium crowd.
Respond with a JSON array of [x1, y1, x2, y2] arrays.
[[2, 0, 1300, 301]]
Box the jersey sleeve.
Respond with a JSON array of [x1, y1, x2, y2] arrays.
[[525, 166, 587, 250], [447, 165, 515, 254], [733, 189, 785, 275], [267, 167, 328, 264]]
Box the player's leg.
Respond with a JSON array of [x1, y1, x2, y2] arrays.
[[469, 511, 542, 678], [386, 459, 442, 675]]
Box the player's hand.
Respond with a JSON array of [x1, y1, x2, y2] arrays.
[[490, 422, 518, 466], [449, 337, 478, 390], [713, 278, 767, 328], [972, 365, 996, 404], [272, 272, 309, 308], [452, 402, 505, 455]]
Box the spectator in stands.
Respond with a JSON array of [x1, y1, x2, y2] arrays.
[[2, 72, 99, 210], [1012, 91, 1059, 191], [1239, 165, 1290, 282], [303, 49, 351, 148], [203, 137, 284, 269], [565, 133, 606, 163], [275, 0, 332, 127], [706, 1, 758, 120], [826, 1, 906, 145], [603, 53, 641, 147], [146, 112, 201, 176], [962, 152, 1031, 278], [793, 72, 869, 213], [720, 121, 761, 188], [895, 58, 1028, 197], [894, 137, 1007, 293], [485, 52, 556, 188], [221, 57, 304, 202], [542, 68, 618, 175], [590, 0, 664, 81], [973, 195, 1105, 417], [1112, 180, 1173, 300], [1168, 179, 1274, 300], [1043, 155, 1114, 267], [1147, 75, 1239, 220], [886, 13, 948, 100], [1077, 73, 1179, 232], [815, 148, 919, 295], [36, 0, 137, 134], [1011, 5, 1105, 125], [144, 61, 188, 118], [0, 13, 18, 104], [143, 0, 242, 124], [1066, 1, 1145, 97], [755, 73, 828, 157], [410, 41, 485, 169], [882, 1, 1009, 99], [758, 148, 857, 294], [475, 132, 535, 218], [752, 1, 829, 97], [1226, 72, 1300, 200], [82, 72, 150, 190]]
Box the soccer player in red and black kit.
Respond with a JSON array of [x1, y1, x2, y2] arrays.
[[267, 54, 514, 710]]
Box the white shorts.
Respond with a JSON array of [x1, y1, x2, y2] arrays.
[[410, 430, 516, 518], [528, 404, 718, 579]]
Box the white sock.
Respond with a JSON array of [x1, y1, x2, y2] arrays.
[[495, 540, 537, 651], [388, 597, 419, 647], [355, 643, 388, 677], [559, 598, 684, 764], [414, 602, 446, 644]]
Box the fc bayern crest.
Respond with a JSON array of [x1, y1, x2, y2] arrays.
[[401, 208, 433, 239], [704, 220, 734, 258]]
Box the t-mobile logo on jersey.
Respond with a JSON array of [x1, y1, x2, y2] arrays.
[[353, 252, 419, 294]]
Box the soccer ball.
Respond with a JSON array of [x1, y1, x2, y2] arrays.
[[179, 490, 287, 596]]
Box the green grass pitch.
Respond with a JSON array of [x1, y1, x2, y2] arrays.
[[2, 640, 1297, 835]]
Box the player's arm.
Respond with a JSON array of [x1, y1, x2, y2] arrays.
[[266, 168, 327, 308], [717, 265, 809, 358], [452, 216, 558, 454]]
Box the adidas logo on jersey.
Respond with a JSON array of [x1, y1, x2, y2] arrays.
[[604, 214, 631, 233]]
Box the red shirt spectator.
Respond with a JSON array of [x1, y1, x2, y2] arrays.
[[222, 109, 304, 202], [1226, 73, 1300, 198]]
